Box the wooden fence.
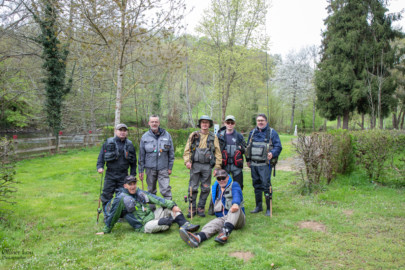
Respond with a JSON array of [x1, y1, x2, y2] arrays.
[[8, 133, 104, 158]]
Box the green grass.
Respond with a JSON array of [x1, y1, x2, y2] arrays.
[[0, 138, 404, 269]]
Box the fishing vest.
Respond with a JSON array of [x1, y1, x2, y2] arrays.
[[190, 132, 216, 168], [104, 137, 136, 163], [218, 130, 243, 168], [246, 127, 278, 166], [218, 182, 245, 211]]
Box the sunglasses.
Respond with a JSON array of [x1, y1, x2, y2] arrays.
[[225, 121, 235, 125], [216, 177, 227, 181]]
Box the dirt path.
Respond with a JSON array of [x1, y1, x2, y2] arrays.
[[276, 156, 303, 172]]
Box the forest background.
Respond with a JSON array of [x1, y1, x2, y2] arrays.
[[0, 0, 405, 137]]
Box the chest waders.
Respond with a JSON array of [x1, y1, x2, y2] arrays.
[[247, 127, 276, 217]]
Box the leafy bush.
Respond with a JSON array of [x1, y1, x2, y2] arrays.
[[351, 130, 405, 186], [0, 137, 18, 214]]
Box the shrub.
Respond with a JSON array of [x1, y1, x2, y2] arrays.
[[0, 137, 18, 214], [294, 130, 354, 194], [351, 130, 405, 186]]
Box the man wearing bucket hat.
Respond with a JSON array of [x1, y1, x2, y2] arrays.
[[183, 115, 222, 218], [217, 115, 247, 190], [97, 123, 137, 217], [96, 176, 200, 234], [179, 169, 245, 247]]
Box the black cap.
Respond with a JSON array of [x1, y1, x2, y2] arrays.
[[124, 175, 137, 184]]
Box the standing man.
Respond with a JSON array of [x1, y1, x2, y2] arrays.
[[183, 115, 222, 218], [217, 115, 247, 190], [138, 115, 174, 200], [179, 169, 245, 247], [97, 123, 137, 215], [246, 114, 282, 216]]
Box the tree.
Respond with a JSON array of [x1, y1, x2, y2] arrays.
[[274, 49, 313, 133], [315, 0, 368, 129], [316, 0, 402, 129], [78, 0, 186, 126], [197, 0, 268, 121]]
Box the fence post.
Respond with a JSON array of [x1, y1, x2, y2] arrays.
[[48, 133, 53, 154], [12, 135, 18, 156], [57, 135, 61, 153], [84, 134, 87, 148]]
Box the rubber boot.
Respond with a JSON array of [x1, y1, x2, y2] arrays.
[[250, 191, 263, 213], [265, 196, 271, 216]]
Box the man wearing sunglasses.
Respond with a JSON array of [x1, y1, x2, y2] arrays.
[[217, 115, 247, 190], [179, 169, 245, 247]]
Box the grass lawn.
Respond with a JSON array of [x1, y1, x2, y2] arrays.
[[1, 135, 404, 269]]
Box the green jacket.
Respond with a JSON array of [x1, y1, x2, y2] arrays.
[[103, 187, 176, 233]]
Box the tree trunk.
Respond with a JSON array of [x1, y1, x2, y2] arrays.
[[185, 61, 195, 128], [337, 116, 341, 129], [312, 97, 316, 132], [290, 89, 297, 133], [361, 113, 364, 130], [115, 66, 124, 127], [392, 112, 398, 129], [343, 111, 349, 129]]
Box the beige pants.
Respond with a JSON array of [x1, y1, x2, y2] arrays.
[[144, 207, 180, 233], [200, 208, 245, 238]]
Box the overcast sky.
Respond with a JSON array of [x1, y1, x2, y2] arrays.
[[184, 0, 405, 58]]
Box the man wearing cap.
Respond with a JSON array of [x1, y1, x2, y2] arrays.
[[96, 176, 200, 234], [217, 115, 247, 190], [183, 115, 222, 218], [179, 169, 245, 247], [97, 124, 137, 216], [246, 114, 282, 216], [138, 115, 174, 201]]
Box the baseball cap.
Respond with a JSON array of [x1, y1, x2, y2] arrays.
[[124, 175, 137, 184], [224, 115, 236, 122], [115, 123, 128, 130], [216, 169, 228, 179]]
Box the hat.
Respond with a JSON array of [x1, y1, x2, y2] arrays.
[[215, 169, 228, 178], [124, 175, 137, 184], [197, 115, 214, 128], [115, 123, 128, 130], [224, 115, 236, 122]]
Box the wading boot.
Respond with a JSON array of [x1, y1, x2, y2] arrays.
[[197, 208, 206, 217], [250, 192, 263, 213], [179, 228, 200, 248], [214, 223, 234, 245]]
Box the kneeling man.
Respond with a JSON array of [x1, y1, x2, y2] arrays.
[[179, 169, 245, 247], [96, 175, 199, 234]]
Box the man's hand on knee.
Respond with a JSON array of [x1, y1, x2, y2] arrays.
[[230, 204, 239, 213]]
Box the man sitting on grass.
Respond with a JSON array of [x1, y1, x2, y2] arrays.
[[96, 175, 199, 234], [179, 169, 245, 247]]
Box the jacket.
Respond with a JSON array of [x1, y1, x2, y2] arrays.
[[246, 125, 282, 163], [183, 131, 222, 169], [211, 176, 245, 218], [138, 128, 175, 172], [103, 187, 176, 233], [97, 136, 137, 175]]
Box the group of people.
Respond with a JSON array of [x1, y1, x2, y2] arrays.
[[96, 114, 282, 247]]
